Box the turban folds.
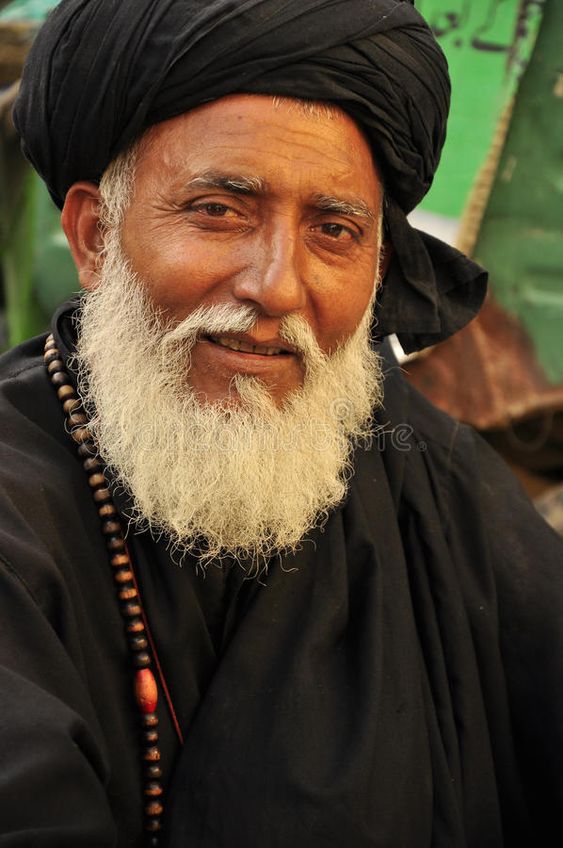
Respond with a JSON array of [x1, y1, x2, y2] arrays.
[[13, 0, 487, 351]]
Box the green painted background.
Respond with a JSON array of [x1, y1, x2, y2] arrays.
[[473, 0, 563, 382], [417, 0, 544, 218]]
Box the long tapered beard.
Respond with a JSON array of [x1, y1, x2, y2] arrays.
[[73, 230, 383, 567]]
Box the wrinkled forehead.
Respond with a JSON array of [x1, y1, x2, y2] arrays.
[[137, 94, 380, 175], [101, 94, 384, 222]]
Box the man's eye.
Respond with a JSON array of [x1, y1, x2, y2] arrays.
[[317, 222, 358, 241], [197, 202, 231, 217]]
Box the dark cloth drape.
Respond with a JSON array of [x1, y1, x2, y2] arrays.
[[0, 301, 561, 846], [13, 0, 487, 351]]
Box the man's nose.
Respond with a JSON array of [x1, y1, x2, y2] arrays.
[[232, 223, 307, 317]]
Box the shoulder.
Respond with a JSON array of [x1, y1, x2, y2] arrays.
[[378, 360, 462, 459], [374, 363, 468, 516], [0, 337, 105, 606], [0, 334, 78, 479], [0, 334, 70, 459], [379, 365, 562, 557], [0, 334, 79, 531], [0, 333, 48, 383]]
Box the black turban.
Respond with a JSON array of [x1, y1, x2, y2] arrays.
[[13, 0, 487, 352]]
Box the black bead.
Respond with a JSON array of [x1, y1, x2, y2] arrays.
[[129, 634, 148, 651], [63, 397, 81, 415], [143, 728, 159, 745], [77, 442, 96, 458], [147, 837, 159, 848], [144, 781, 163, 797], [57, 386, 76, 403], [88, 472, 107, 489], [143, 746, 161, 762], [117, 583, 137, 601], [47, 359, 64, 375], [123, 600, 142, 618], [102, 519, 122, 536], [83, 457, 102, 473], [114, 566, 133, 581], [99, 503, 118, 519], [144, 817, 162, 832], [52, 371, 72, 387], [106, 535, 126, 552], [68, 412, 88, 428], [44, 349, 61, 366], [145, 800, 164, 817], [145, 764, 162, 780], [110, 553, 130, 568], [71, 426, 92, 445], [133, 652, 152, 670], [92, 487, 111, 504], [93, 487, 112, 503]]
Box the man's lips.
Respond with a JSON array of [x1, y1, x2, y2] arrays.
[[190, 332, 305, 401], [203, 333, 295, 357]]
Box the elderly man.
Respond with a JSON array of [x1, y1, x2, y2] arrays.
[[0, 0, 561, 846]]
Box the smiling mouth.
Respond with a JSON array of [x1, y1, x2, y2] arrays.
[[206, 335, 291, 357]]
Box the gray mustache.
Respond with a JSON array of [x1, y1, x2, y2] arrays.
[[160, 302, 324, 370], [163, 303, 258, 344]]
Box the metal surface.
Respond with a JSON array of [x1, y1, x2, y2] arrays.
[[404, 297, 563, 430]]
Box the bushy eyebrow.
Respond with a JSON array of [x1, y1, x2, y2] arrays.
[[312, 194, 374, 222], [185, 171, 266, 195], [184, 173, 374, 222]]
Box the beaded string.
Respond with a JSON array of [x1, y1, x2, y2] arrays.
[[44, 333, 179, 847]]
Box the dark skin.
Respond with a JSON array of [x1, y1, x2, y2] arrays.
[[62, 95, 390, 405]]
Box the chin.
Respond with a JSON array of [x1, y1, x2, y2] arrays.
[[188, 376, 300, 409]]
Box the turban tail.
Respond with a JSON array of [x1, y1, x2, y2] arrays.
[[13, 0, 487, 351]]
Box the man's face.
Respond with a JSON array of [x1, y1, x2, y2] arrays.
[[119, 94, 383, 405], [72, 95, 385, 560]]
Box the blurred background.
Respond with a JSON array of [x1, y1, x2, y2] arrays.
[[1, 0, 562, 530]]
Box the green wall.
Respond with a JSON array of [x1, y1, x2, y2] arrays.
[[417, 0, 543, 219], [473, 0, 563, 382]]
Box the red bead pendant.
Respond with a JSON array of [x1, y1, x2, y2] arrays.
[[135, 668, 158, 714]]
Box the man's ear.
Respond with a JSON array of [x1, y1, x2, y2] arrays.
[[61, 182, 105, 291]]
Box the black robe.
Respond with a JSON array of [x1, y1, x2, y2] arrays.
[[0, 303, 561, 847]]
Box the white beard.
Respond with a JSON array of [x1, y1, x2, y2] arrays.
[[74, 229, 383, 568]]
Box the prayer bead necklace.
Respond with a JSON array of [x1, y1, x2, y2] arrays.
[[44, 333, 183, 846]]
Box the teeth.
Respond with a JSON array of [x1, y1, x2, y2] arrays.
[[209, 336, 284, 356]]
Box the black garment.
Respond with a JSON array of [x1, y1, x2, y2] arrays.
[[0, 305, 562, 847], [13, 0, 486, 352]]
